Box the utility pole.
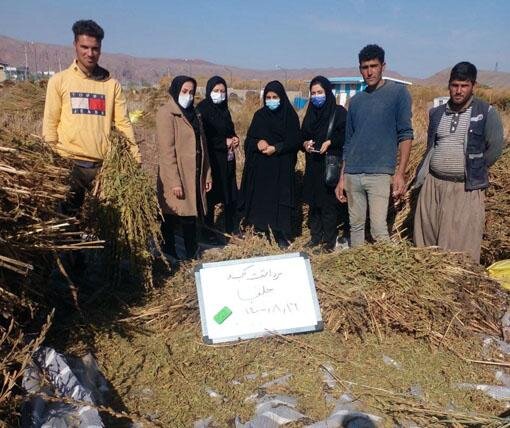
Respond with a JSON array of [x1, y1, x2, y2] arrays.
[[55, 52, 61, 72], [224, 66, 233, 87], [24, 43, 28, 80], [33, 42, 38, 80], [276, 65, 288, 87]]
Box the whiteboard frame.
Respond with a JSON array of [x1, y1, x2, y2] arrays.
[[194, 252, 323, 344]]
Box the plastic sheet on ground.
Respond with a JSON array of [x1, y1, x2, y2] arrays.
[[307, 393, 382, 428], [483, 335, 510, 356], [320, 363, 337, 389], [235, 393, 306, 427], [456, 382, 510, 401], [21, 347, 108, 428], [230, 365, 385, 428]]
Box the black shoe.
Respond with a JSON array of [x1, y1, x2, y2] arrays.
[[162, 253, 181, 270], [162, 246, 178, 259], [322, 244, 335, 253], [203, 228, 225, 245], [184, 245, 201, 260], [277, 239, 290, 249], [304, 239, 321, 248]]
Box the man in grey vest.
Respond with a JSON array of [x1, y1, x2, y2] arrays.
[[413, 62, 504, 262]]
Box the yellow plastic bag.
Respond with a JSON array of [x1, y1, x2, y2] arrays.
[[129, 109, 144, 124], [487, 260, 510, 290]]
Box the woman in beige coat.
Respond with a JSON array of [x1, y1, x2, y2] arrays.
[[157, 75, 212, 259]]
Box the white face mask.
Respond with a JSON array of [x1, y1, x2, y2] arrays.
[[178, 93, 193, 109], [210, 91, 226, 104]]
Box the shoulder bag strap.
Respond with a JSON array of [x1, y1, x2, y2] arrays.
[[326, 109, 337, 141]]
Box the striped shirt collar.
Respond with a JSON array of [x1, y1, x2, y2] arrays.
[[446, 96, 473, 115]]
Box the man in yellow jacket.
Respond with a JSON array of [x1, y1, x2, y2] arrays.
[[43, 19, 140, 213]]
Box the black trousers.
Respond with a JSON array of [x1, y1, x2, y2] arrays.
[[62, 164, 100, 216], [309, 199, 350, 249], [60, 163, 100, 278], [309, 205, 338, 249], [161, 214, 197, 259]]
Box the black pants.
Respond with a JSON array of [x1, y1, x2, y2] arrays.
[[309, 205, 338, 249], [60, 163, 100, 278], [161, 214, 197, 259], [62, 164, 100, 216], [309, 200, 350, 249]]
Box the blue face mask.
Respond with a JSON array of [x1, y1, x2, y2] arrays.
[[266, 98, 280, 110], [311, 94, 326, 108]]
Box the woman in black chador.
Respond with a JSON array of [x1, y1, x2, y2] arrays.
[[301, 75, 347, 251], [239, 80, 300, 247], [197, 76, 239, 239]]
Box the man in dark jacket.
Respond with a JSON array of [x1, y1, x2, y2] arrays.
[[413, 62, 504, 262]]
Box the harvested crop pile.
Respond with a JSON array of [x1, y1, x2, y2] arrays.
[[0, 81, 47, 135], [482, 147, 510, 265], [0, 125, 159, 424], [93, 236, 510, 426], [0, 125, 100, 423], [315, 243, 505, 343], [0, 313, 52, 424], [0, 126, 102, 274], [88, 129, 164, 288], [391, 144, 510, 266], [0, 124, 162, 425], [128, 235, 508, 346], [0, 80, 46, 117]]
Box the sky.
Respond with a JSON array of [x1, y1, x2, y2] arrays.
[[1, 0, 509, 78]]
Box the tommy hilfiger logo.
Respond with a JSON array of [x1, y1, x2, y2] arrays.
[[70, 92, 106, 115]]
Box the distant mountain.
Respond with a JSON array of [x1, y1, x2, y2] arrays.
[[2, 34, 510, 87], [0, 34, 408, 84], [418, 68, 510, 88]]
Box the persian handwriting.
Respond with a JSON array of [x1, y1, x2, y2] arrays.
[[237, 284, 275, 302], [245, 302, 299, 315], [228, 264, 282, 281]]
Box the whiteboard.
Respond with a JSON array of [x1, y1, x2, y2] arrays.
[[194, 252, 323, 344]]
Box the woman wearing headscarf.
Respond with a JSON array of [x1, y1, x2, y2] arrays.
[[239, 80, 300, 247], [156, 75, 212, 260], [301, 75, 347, 251], [196, 76, 239, 240]]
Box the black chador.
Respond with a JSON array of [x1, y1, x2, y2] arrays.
[[197, 76, 238, 234], [301, 75, 347, 250], [239, 80, 300, 247]]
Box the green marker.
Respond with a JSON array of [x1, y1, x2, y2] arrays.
[[214, 306, 232, 324]]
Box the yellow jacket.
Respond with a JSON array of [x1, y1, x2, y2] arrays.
[[42, 60, 140, 162]]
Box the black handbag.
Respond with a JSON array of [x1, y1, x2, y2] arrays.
[[323, 110, 340, 187]]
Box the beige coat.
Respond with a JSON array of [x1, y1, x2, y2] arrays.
[[156, 98, 211, 216]]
